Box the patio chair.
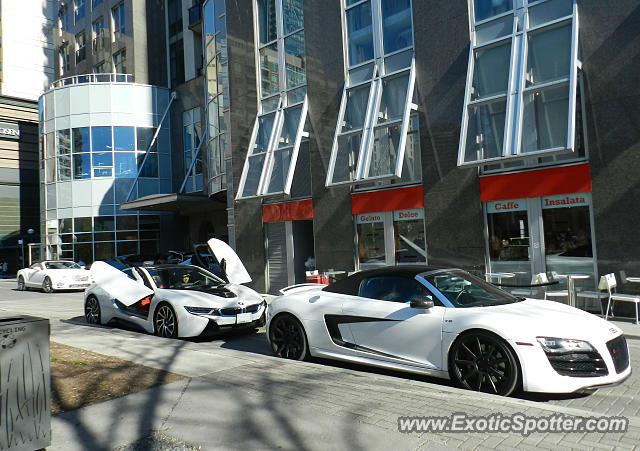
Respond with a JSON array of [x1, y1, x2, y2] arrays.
[[575, 275, 607, 315], [543, 272, 569, 302], [601, 273, 640, 325]]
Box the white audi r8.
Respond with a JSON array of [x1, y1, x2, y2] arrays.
[[84, 239, 266, 338], [266, 266, 631, 396], [17, 260, 92, 293]]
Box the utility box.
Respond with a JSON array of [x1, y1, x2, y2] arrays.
[[0, 315, 51, 450]]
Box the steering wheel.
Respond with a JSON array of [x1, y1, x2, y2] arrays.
[[455, 287, 474, 305]]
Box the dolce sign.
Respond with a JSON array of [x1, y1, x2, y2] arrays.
[[393, 209, 424, 221], [0, 121, 20, 140]]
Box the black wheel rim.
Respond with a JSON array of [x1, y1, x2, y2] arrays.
[[85, 298, 100, 324], [270, 316, 304, 359], [43, 278, 52, 293], [452, 334, 514, 395], [155, 305, 176, 338]]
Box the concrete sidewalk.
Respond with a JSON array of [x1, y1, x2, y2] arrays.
[[47, 317, 640, 451]]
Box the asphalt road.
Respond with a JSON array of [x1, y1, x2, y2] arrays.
[[1, 278, 640, 450]]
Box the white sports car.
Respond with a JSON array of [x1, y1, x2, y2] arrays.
[[266, 266, 631, 396], [17, 260, 92, 293], [84, 239, 266, 338]]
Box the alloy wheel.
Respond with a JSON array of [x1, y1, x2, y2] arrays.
[[85, 296, 101, 324], [42, 277, 53, 293], [154, 304, 178, 338], [17, 276, 25, 291], [269, 314, 307, 361], [450, 331, 518, 396]]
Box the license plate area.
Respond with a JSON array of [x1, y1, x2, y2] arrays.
[[237, 313, 251, 324]]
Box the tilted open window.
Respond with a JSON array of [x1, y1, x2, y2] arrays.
[[237, 96, 308, 199], [458, 0, 580, 166], [327, 61, 416, 186]]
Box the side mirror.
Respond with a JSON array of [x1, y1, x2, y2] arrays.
[[410, 296, 434, 309]]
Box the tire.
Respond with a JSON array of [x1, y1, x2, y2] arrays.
[[154, 303, 178, 338], [17, 276, 25, 291], [85, 296, 101, 325], [42, 277, 53, 293], [449, 330, 519, 397], [268, 313, 308, 361]]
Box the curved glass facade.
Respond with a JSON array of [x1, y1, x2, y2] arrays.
[[40, 78, 172, 263]]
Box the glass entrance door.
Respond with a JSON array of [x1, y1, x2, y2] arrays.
[[486, 199, 533, 287], [486, 193, 596, 293]]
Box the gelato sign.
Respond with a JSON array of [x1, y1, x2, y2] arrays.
[[0, 121, 20, 140], [356, 212, 384, 224]]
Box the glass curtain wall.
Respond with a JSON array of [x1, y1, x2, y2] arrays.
[[459, 0, 579, 166], [235, 0, 309, 200], [183, 108, 203, 193], [326, 0, 419, 187], [203, 0, 230, 196], [43, 124, 168, 263]]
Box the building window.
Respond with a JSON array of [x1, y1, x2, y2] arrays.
[[169, 41, 185, 88], [113, 49, 126, 73], [183, 108, 203, 192], [75, 31, 86, 63], [112, 3, 125, 41], [458, 0, 579, 166], [94, 60, 110, 73], [93, 17, 105, 52], [168, 0, 183, 37], [60, 6, 70, 34], [59, 46, 70, 75], [326, 0, 417, 187], [92, 0, 103, 7], [74, 0, 85, 23], [236, 0, 308, 199], [355, 208, 426, 269], [203, 0, 230, 195]]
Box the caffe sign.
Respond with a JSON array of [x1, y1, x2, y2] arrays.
[[486, 198, 527, 213], [0, 121, 20, 140]]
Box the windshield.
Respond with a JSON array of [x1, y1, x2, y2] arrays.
[[421, 270, 520, 307], [45, 261, 81, 270], [145, 266, 223, 290]]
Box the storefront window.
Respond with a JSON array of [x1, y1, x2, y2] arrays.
[[356, 213, 386, 268], [393, 209, 426, 264], [356, 208, 426, 268], [484, 193, 596, 292]]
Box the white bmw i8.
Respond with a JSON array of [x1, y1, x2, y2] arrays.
[[266, 266, 631, 396], [84, 239, 266, 338]]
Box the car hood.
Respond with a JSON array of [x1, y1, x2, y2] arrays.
[[206, 238, 252, 285], [156, 283, 263, 308], [49, 269, 91, 277], [445, 298, 622, 343]]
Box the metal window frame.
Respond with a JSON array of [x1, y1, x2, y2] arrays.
[[326, 59, 416, 187], [458, 0, 579, 166], [236, 96, 309, 199], [235, 0, 309, 201]]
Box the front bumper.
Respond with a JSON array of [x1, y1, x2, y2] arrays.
[[54, 281, 92, 290], [514, 334, 632, 393], [198, 314, 266, 337], [179, 303, 267, 337]]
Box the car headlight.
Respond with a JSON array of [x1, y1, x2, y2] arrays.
[[184, 306, 220, 316], [536, 337, 595, 354]]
